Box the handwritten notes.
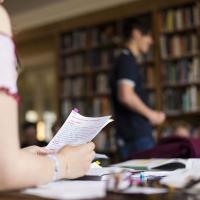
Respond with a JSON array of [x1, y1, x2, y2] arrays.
[[46, 110, 113, 151]]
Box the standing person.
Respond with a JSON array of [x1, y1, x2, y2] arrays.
[[0, 2, 95, 191], [110, 19, 166, 160]]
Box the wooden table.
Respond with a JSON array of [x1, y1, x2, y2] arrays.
[[0, 190, 196, 200]]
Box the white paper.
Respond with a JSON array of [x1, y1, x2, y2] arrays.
[[160, 168, 200, 188], [46, 110, 112, 151], [23, 180, 106, 200], [86, 167, 122, 176], [122, 186, 167, 194], [95, 153, 109, 159]]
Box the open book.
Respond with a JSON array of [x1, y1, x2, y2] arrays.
[[46, 109, 113, 151], [114, 158, 200, 171]]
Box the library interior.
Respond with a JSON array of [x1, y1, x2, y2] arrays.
[[1, 0, 200, 199]]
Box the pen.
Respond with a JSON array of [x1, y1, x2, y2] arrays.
[[95, 161, 101, 166]]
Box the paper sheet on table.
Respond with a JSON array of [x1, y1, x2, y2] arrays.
[[122, 186, 167, 194], [86, 167, 123, 176], [46, 110, 113, 151], [160, 167, 200, 188], [23, 180, 106, 200]]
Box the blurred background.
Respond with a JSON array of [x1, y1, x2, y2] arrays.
[[3, 0, 200, 160]]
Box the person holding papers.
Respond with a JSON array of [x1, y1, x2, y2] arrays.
[[110, 18, 166, 160], [0, 2, 95, 190]]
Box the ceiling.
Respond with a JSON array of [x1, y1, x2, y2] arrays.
[[4, 0, 66, 16], [2, 0, 135, 32]]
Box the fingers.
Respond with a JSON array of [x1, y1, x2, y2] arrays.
[[90, 150, 96, 161]]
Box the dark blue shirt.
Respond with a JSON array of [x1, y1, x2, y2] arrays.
[[110, 48, 153, 141]]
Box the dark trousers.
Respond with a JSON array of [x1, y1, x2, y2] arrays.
[[117, 136, 155, 160]]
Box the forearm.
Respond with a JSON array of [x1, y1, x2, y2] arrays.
[[119, 91, 152, 119], [0, 150, 55, 191]]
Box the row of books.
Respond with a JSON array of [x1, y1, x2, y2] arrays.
[[163, 86, 200, 114], [160, 4, 200, 32], [92, 74, 110, 94], [162, 58, 200, 85], [61, 100, 86, 120], [62, 78, 87, 97], [93, 97, 111, 116], [61, 97, 111, 119], [146, 92, 156, 109], [61, 24, 117, 51], [61, 49, 117, 74], [61, 73, 110, 98], [160, 33, 198, 59]]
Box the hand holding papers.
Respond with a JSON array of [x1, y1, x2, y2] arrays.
[[46, 110, 113, 151]]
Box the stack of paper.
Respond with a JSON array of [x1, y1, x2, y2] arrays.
[[46, 110, 113, 151]]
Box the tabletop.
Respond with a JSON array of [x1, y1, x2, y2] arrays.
[[0, 190, 197, 200]]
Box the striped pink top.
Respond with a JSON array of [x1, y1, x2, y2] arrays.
[[0, 34, 19, 102]]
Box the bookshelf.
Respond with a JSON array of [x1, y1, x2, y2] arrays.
[[55, 0, 200, 154], [158, 2, 200, 116], [157, 1, 200, 137]]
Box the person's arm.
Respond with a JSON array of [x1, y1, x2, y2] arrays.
[[0, 94, 95, 190], [118, 83, 165, 125], [0, 94, 54, 190]]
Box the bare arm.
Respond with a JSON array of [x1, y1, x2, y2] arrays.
[[118, 83, 165, 125], [118, 83, 152, 118], [0, 94, 95, 190], [0, 94, 56, 190]]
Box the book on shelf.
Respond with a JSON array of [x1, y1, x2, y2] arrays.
[[62, 79, 72, 97], [73, 54, 85, 73], [61, 33, 72, 53], [71, 77, 87, 97], [61, 100, 72, 120], [163, 86, 200, 114], [61, 100, 88, 120], [95, 74, 110, 94], [93, 97, 111, 116], [160, 4, 200, 32], [87, 49, 100, 68], [160, 33, 198, 59], [63, 54, 86, 74], [62, 78, 87, 98], [163, 58, 200, 84], [147, 92, 156, 109]]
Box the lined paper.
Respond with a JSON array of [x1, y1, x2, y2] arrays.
[[46, 110, 113, 151]]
